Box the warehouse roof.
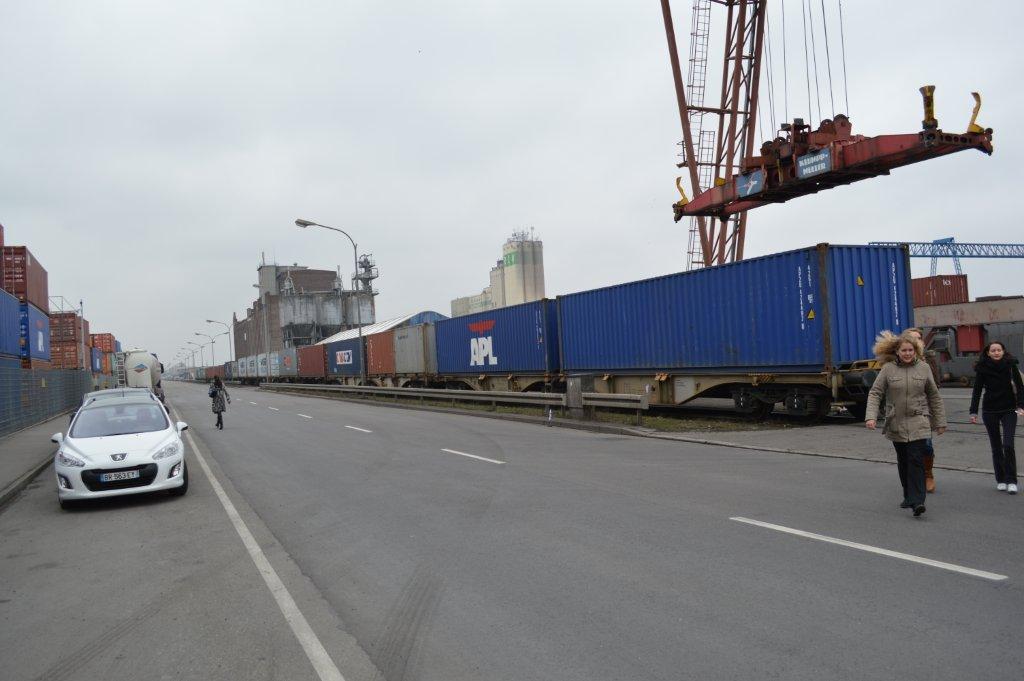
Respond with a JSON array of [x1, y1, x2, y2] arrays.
[[317, 311, 447, 345]]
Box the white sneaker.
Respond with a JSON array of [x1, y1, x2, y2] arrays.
[[1009, 484, 1019, 494], [997, 483, 1008, 491]]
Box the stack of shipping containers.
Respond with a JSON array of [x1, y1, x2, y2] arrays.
[[2, 243, 51, 368], [50, 312, 90, 369]]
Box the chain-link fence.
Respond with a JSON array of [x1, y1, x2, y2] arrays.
[[0, 365, 95, 438]]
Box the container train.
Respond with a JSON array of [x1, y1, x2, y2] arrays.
[[196, 244, 913, 418]]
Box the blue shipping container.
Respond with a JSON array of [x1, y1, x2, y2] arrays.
[[115, 340, 122, 353], [325, 338, 363, 376], [19, 302, 51, 361], [0, 289, 20, 358], [435, 300, 560, 375], [557, 244, 912, 373], [91, 347, 102, 372]]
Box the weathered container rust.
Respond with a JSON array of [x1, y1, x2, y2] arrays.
[[911, 275, 969, 308], [1, 245, 49, 313], [366, 329, 396, 375], [297, 344, 326, 378]]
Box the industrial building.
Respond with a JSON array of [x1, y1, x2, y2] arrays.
[[451, 230, 545, 317], [233, 257, 378, 359]]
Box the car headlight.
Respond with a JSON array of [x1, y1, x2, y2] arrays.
[[152, 441, 182, 460], [56, 449, 86, 468]]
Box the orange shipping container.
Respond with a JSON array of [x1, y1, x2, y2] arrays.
[[956, 325, 984, 353], [911, 275, 969, 308], [366, 329, 396, 375]]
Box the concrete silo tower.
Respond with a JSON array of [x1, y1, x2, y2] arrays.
[[501, 229, 545, 306]]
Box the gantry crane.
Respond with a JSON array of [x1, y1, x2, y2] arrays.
[[660, 2, 994, 269], [869, 238, 1024, 276]]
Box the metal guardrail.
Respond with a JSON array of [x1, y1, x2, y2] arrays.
[[582, 392, 649, 410], [259, 382, 567, 408]]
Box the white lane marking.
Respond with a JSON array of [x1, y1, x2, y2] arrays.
[[441, 448, 506, 465], [173, 408, 346, 681], [298, 414, 313, 419], [268, 407, 279, 411], [345, 425, 372, 433], [249, 401, 257, 405], [730, 517, 1008, 582]]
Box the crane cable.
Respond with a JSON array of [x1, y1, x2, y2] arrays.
[[781, 0, 789, 125], [800, 0, 814, 124], [820, 0, 836, 117], [806, 0, 823, 124], [763, 11, 778, 137], [838, 0, 850, 116]]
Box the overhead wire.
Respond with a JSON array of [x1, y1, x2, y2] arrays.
[[820, 0, 836, 117], [764, 10, 778, 137], [837, 0, 850, 115]]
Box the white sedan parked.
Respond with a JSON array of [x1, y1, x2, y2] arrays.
[[52, 395, 189, 509]]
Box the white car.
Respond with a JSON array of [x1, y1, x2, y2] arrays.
[[52, 395, 189, 509]]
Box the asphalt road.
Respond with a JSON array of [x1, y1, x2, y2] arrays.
[[2, 381, 1023, 680]]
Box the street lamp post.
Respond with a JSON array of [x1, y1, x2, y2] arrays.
[[294, 218, 365, 383], [187, 340, 204, 367], [207, 319, 233, 362], [195, 332, 216, 366]]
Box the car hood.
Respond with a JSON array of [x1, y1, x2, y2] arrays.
[[64, 431, 176, 464]]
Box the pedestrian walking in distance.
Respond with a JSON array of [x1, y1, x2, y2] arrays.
[[865, 331, 947, 517], [969, 341, 1024, 494], [210, 376, 231, 430], [907, 327, 941, 492]]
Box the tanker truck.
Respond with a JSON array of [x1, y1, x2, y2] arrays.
[[116, 349, 165, 402]]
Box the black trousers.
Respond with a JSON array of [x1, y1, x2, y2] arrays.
[[216, 411, 223, 428], [892, 439, 928, 506], [982, 411, 1018, 484]]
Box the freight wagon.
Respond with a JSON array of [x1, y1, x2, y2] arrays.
[[225, 244, 910, 418]]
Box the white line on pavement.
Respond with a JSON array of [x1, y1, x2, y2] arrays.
[[268, 407, 279, 411], [441, 448, 506, 465], [173, 408, 346, 681], [345, 425, 372, 433], [298, 414, 313, 419], [249, 401, 257, 405], [730, 517, 1008, 582]]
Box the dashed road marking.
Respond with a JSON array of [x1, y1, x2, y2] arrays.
[[268, 407, 279, 411], [249, 401, 257, 405], [730, 517, 1008, 581], [345, 425, 372, 433], [298, 414, 313, 419], [441, 448, 506, 465]]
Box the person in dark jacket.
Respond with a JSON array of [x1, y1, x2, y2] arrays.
[[210, 376, 231, 430], [969, 341, 1024, 494], [865, 331, 947, 516]]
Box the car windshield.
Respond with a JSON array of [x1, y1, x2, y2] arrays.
[[71, 403, 169, 438]]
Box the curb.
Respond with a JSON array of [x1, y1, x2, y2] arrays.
[[0, 455, 53, 510], [258, 386, 994, 476]]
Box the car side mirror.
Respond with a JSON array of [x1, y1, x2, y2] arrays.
[[51, 433, 64, 444], [176, 422, 189, 434]]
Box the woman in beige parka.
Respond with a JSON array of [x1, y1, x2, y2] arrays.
[[865, 331, 947, 516]]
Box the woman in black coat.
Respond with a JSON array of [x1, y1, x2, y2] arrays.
[[210, 376, 231, 430], [970, 341, 1024, 494]]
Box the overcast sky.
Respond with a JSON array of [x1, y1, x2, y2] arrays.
[[2, 0, 1021, 367]]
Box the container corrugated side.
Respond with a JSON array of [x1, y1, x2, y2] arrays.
[[91, 347, 102, 372], [0, 288, 19, 358], [277, 348, 298, 377], [825, 245, 913, 364], [912, 275, 969, 307], [20, 302, 50, 361], [367, 329, 396, 375], [394, 323, 436, 374], [558, 244, 911, 373], [325, 338, 363, 376], [297, 345, 326, 378], [1, 246, 49, 313], [435, 300, 559, 375]]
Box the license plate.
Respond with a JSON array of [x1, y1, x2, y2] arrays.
[[99, 470, 140, 482]]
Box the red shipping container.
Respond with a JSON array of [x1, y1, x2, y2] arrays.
[[366, 329, 396, 375], [101, 353, 112, 374], [911, 275, 969, 308], [22, 358, 52, 370], [50, 313, 90, 343], [297, 344, 326, 378], [956, 325, 984, 353], [91, 333, 116, 352], [2, 246, 49, 313], [206, 365, 226, 380]]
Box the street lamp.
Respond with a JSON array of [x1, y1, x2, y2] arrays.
[[294, 218, 365, 383], [186, 340, 204, 367], [195, 332, 216, 366], [207, 319, 233, 362]]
